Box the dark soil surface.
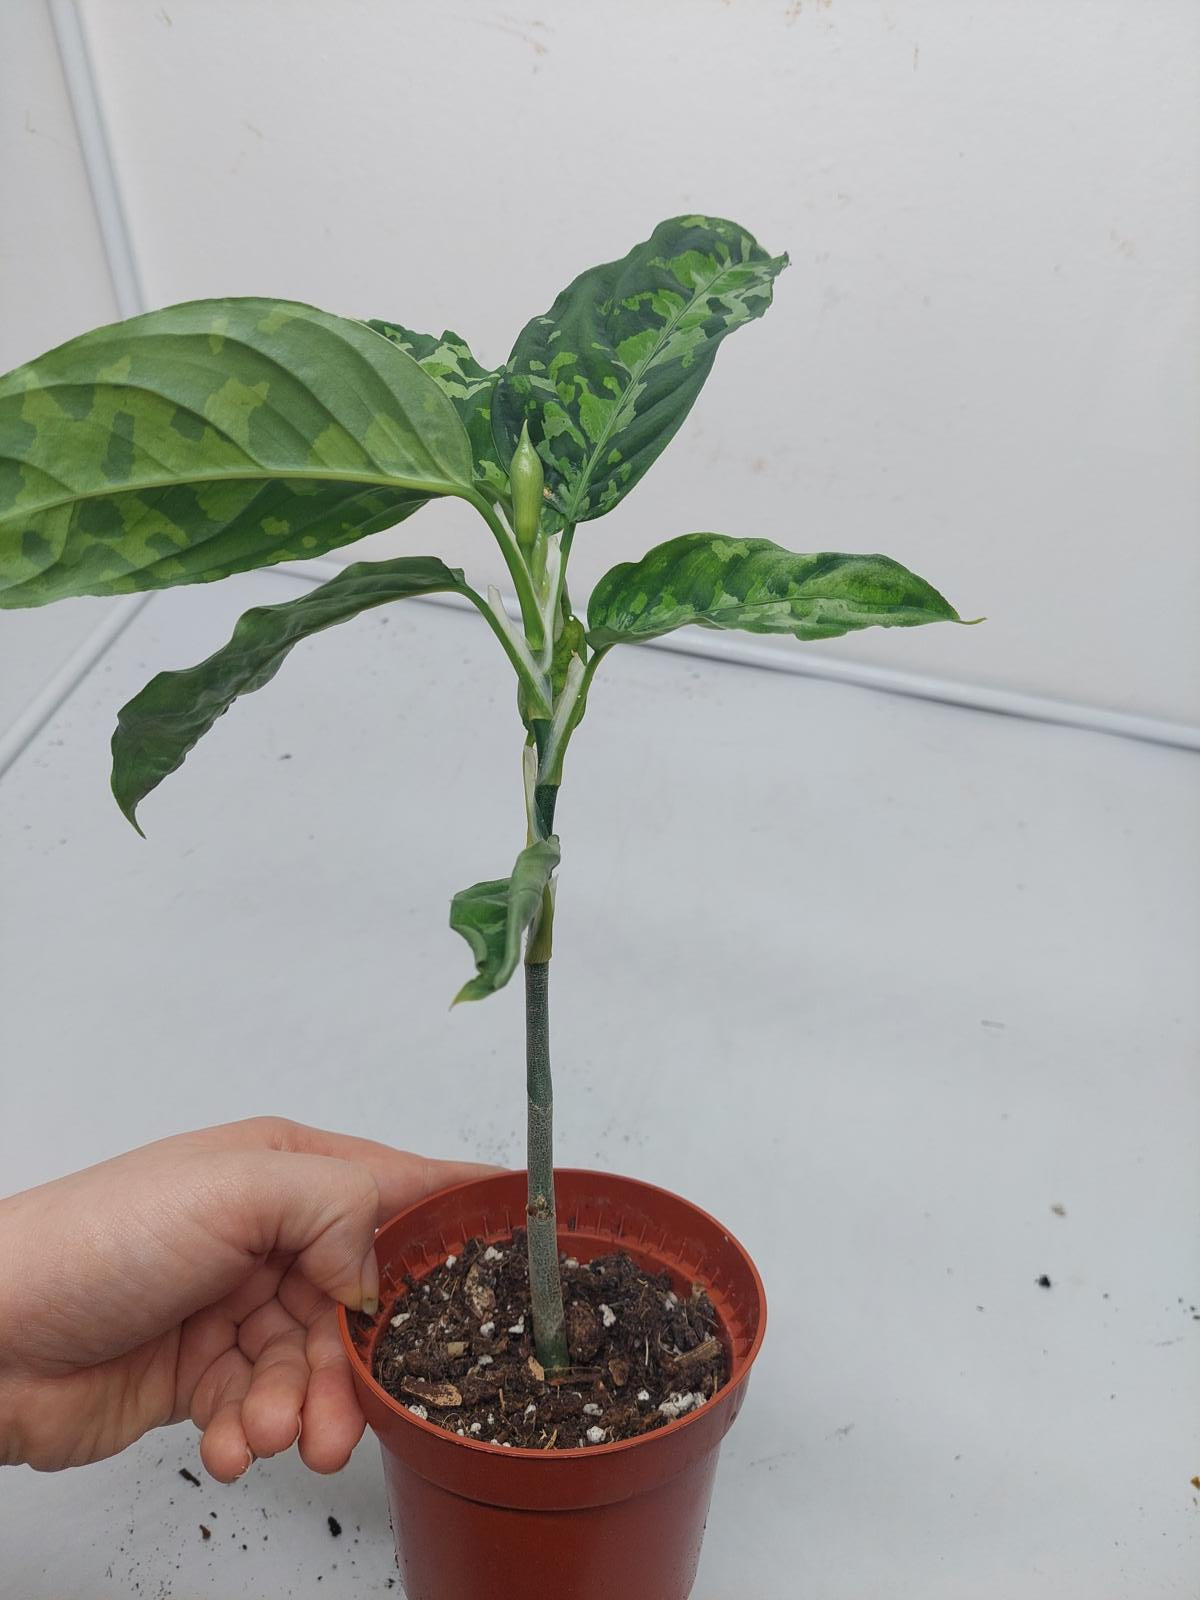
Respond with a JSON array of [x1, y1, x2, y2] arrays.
[[371, 1229, 727, 1449]]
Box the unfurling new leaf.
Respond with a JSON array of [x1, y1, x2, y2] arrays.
[[493, 215, 788, 526], [0, 299, 474, 608], [449, 837, 561, 1003], [111, 556, 471, 830], [509, 421, 544, 553], [587, 534, 972, 648]]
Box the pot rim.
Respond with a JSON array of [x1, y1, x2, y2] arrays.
[[338, 1166, 766, 1462]]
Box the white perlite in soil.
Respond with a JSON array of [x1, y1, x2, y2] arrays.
[[657, 1392, 706, 1420]]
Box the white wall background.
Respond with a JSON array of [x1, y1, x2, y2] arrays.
[[1, 0, 1198, 727]]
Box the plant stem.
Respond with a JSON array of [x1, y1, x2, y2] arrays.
[[525, 958, 569, 1372], [465, 490, 544, 650], [463, 588, 552, 717], [537, 646, 609, 787]]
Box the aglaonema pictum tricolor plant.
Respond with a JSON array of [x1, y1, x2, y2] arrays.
[[0, 216, 977, 1369]]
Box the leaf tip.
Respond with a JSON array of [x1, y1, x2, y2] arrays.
[[451, 980, 484, 1008], [111, 783, 147, 838]]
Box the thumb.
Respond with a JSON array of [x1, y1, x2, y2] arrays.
[[220, 1150, 382, 1312]]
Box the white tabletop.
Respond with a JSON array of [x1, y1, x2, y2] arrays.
[[2, 568, 1197, 1598]]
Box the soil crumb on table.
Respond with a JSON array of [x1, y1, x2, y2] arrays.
[[372, 1230, 727, 1449]]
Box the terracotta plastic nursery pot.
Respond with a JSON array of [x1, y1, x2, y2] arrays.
[[339, 1168, 766, 1600]]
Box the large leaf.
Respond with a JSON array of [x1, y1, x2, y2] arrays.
[[0, 299, 475, 608], [365, 320, 508, 502], [449, 837, 561, 1003], [587, 534, 971, 647], [492, 215, 787, 526], [111, 556, 469, 829]]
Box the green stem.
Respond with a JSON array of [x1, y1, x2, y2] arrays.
[[465, 490, 544, 650], [525, 959, 568, 1372], [537, 646, 609, 787], [462, 588, 552, 719], [549, 522, 575, 623]]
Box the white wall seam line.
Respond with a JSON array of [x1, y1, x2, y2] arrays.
[[0, 0, 155, 774], [47, 0, 144, 320], [0, 595, 148, 777]]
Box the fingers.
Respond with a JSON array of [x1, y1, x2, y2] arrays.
[[237, 1299, 308, 1460], [192, 1117, 501, 1225], [298, 1304, 365, 1473], [284, 1155, 381, 1313], [192, 1347, 253, 1484], [188, 1278, 364, 1480], [194, 1150, 379, 1314], [280, 1262, 365, 1473], [173, 1258, 288, 1420]]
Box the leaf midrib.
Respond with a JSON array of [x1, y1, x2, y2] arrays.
[[0, 465, 467, 526], [602, 591, 950, 636]]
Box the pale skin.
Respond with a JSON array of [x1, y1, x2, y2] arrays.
[[0, 1118, 491, 1481]]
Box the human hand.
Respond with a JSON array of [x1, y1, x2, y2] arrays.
[[0, 1117, 491, 1481]]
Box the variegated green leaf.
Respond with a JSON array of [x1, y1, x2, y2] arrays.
[[588, 535, 971, 647], [0, 299, 475, 608], [111, 556, 469, 830], [492, 216, 787, 525], [449, 837, 561, 1003], [365, 320, 508, 502]]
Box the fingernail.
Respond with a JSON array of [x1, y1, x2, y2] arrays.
[[234, 1447, 254, 1480], [360, 1252, 380, 1317]]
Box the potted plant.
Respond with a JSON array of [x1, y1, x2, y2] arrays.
[[0, 215, 974, 1598]]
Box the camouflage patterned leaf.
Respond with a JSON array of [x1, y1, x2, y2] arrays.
[[587, 534, 970, 647], [492, 216, 788, 525], [365, 320, 508, 502], [449, 836, 561, 1003], [0, 299, 475, 608], [111, 556, 469, 830]]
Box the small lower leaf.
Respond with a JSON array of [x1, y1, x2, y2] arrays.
[[449, 837, 560, 1003], [587, 534, 972, 647], [111, 555, 468, 829]]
